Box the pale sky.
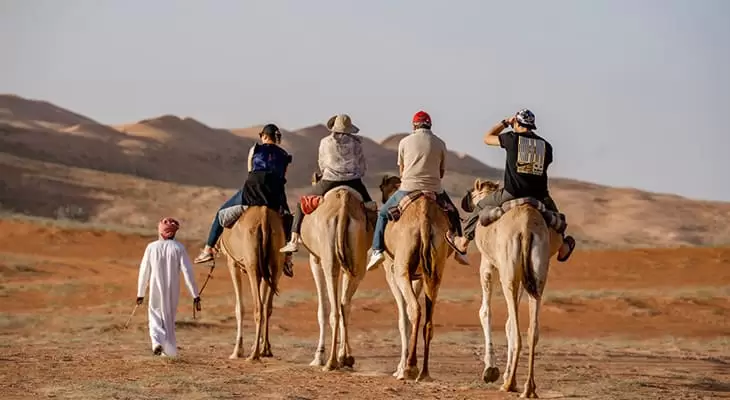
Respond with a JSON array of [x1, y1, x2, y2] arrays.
[[2, 0, 729, 201]]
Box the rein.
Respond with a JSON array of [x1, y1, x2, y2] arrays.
[[193, 256, 216, 320]]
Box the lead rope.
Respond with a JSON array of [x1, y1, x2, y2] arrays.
[[193, 256, 216, 320]]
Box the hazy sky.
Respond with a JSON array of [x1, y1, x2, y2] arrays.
[[2, 0, 729, 201]]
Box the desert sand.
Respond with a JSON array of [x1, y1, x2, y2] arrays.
[[1, 94, 729, 399]]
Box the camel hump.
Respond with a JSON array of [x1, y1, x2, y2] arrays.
[[323, 185, 364, 203]]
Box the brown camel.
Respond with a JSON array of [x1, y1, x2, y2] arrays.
[[295, 178, 371, 371], [218, 205, 285, 361], [463, 178, 562, 398], [377, 175, 452, 382]]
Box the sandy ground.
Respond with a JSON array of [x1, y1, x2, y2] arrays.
[[1, 219, 729, 399]]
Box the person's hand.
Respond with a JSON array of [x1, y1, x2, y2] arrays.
[[136, 297, 144, 305], [193, 296, 202, 311], [506, 115, 517, 125]]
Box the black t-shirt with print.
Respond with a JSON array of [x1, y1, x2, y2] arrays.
[[498, 131, 553, 199]]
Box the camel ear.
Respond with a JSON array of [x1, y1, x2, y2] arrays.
[[474, 178, 482, 191]]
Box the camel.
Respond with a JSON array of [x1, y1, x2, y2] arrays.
[[295, 175, 371, 371], [377, 175, 454, 382], [218, 205, 285, 361], [462, 178, 564, 398]]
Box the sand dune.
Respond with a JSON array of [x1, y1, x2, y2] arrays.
[[1, 93, 729, 248]]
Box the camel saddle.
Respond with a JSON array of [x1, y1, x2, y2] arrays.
[[478, 197, 567, 234], [385, 190, 456, 222], [299, 186, 377, 228]]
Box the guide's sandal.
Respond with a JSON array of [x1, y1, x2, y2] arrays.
[[557, 236, 576, 262]]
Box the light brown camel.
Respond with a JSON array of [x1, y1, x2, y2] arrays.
[[294, 176, 371, 371], [463, 178, 562, 398], [377, 175, 453, 382], [219, 205, 285, 361]]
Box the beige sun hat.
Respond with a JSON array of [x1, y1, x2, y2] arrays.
[[326, 114, 360, 134]]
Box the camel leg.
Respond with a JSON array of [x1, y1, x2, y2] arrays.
[[479, 259, 500, 383], [322, 255, 342, 371], [384, 262, 410, 379], [395, 270, 421, 381], [502, 287, 524, 383], [246, 268, 264, 362], [227, 258, 245, 359], [417, 276, 440, 382], [500, 277, 521, 393], [521, 293, 541, 398], [259, 279, 274, 358], [309, 254, 327, 367], [337, 269, 363, 369]]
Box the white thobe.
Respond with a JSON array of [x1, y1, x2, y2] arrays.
[[137, 239, 199, 357]]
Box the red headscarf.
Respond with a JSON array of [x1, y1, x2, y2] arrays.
[[158, 217, 180, 240]]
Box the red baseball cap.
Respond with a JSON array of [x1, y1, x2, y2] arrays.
[[412, 110, 432, 126]]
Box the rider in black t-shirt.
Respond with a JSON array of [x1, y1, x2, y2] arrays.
[[446, 109, 576, 262]]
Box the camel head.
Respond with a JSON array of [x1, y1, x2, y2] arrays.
[[460, 178, 500, 212], [311, 171, 323, 186], [379, 174, 401, 203]]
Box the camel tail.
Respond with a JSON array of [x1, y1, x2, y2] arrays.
[[335, 191, 355, 276], [258, 208, 278, 295], [420, 204, 434, 277], [520, 231, 539, 299]]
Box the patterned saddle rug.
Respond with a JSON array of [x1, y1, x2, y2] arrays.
[[386, 190, 457, 222], [478, 197, 567, 234]]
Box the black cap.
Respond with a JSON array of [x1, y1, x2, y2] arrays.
[[260, 123, 280, 137]]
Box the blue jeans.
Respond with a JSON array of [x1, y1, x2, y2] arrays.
[[371, 190, 408, 251], [205, 189, 244, 247]]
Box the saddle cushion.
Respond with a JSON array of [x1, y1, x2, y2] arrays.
[[218, 204, 248, 229], [300, 186, 366, 215], [386, 190, 457, 222], [300, 195, 323, 215], [478, 197, 567, 234]]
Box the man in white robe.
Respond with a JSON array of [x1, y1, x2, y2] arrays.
[[136, 217, 201, 357]]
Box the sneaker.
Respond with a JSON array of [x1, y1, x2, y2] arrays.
[[193, 249, 214, 264], [283, 253, 294, 278], [454, 251, 470, 266], [153, 345, 163, 356], [366, 250, 385, 271], [279, 241, 299, 253]]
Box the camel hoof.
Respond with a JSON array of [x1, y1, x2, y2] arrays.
[[261, 349, 274, 358], [229, 351, 242, 360], [416, 373, 433, 382], [404, 366, 419, 380], [482, 366, 501, 383], [310, 357, 325, 367], [500, 383, 518, 393], [520, 392, 539, 399], [322, 361, 340, 371], [246, 355, 261, 363], [338, 355, 355, 368]]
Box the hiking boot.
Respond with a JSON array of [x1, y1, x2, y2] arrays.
[[283, 253, 294, 278], [366, 250, 385, 271], [445, 232, 469, 255], [193, 247, 215, 264]]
